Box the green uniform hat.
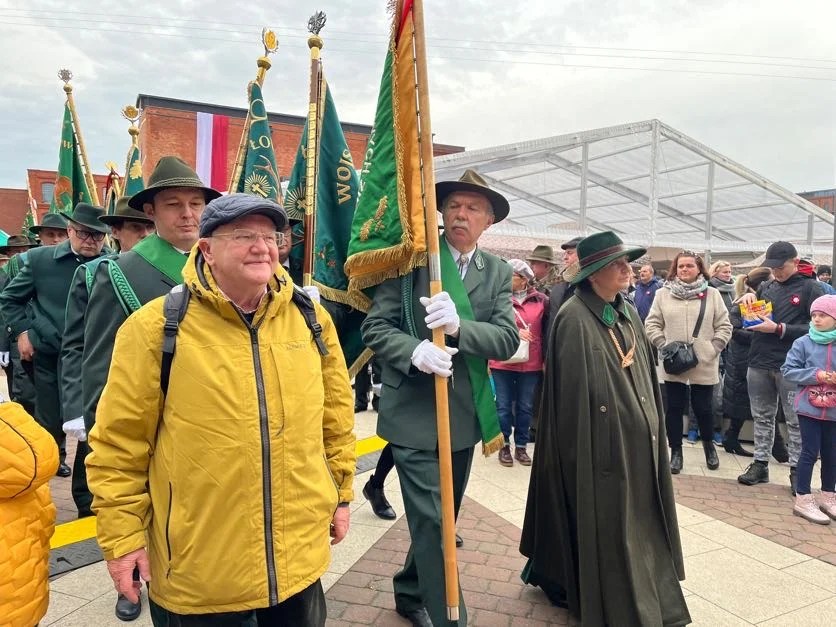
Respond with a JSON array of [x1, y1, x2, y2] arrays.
[[526, 244, 558, 265], [60, 203, 110, 234], [435, 169, 510, 223], [28, 212, 68, 234], [0, 234, 38, 255], [128, 156, 222, 210], [99, 196, 155, 226], [570, 231, 646, 285]]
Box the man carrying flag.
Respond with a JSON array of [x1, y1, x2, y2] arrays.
[[361, 171, 517, 625]]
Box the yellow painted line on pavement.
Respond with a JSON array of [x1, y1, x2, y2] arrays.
[[50, 435, 387, 550]]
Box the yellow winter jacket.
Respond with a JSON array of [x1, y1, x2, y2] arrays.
[[86, 253, 355, 615], [0, 401, 58, 627]]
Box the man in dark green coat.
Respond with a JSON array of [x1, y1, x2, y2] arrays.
[[0, 235, 38, 402], [64, 157, 219, 623], [361, 170, 518, 627], [520, 231, 690, 626], [60, 196, 155, 517], [0, 204, 111, 476]]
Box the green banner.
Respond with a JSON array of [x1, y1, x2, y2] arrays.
[[231, 81, 281, 203], [123, 144, 145, 197], [50, 102, 92, 213]]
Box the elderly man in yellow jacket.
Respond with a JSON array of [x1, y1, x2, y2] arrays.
[[86, 193, 356, 626]]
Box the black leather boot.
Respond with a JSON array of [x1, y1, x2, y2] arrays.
[[115, 593, 141, 621], [703, 440, 719, 470], [362, 477, 396, 520], [670, 447, 683, 474], [738, 460, 769, 485]]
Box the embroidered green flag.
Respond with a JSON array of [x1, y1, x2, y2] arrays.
[[123, 143, 145, 197], [230, 81, 282, 203], [50, 102, 92, 213], [284, 79, 368, 377]]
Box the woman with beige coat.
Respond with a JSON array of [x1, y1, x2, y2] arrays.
[[646, 252, 732, 474]]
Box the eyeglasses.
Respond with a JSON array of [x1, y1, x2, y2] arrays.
[[72, 228, 106, 242], [211, 229, 286, 247]]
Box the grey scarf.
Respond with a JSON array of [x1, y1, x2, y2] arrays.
[[667, 277, 709, 300]]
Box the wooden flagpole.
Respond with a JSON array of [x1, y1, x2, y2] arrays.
[[411, 0, 460, 620], [59, 69, 100, 205], [228, 29, 279, 193], [303, 12, 326, 287]]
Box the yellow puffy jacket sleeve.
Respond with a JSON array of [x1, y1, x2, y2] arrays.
[[0, 401, 59, 500], [86, 307, 165, 561]]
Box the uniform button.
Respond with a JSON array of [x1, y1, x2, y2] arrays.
[[599, 405, 607, 413], [641, 396, 647, 403]]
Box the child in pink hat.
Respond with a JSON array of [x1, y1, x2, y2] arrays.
[[781, 295, 836, 524]]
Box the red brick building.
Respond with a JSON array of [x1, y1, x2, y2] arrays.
[[135, 94, 465, 187]]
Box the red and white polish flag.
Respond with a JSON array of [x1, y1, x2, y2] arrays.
[[195, 112, 229, 192]]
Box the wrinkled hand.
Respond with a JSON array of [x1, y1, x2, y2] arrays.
[[302, 285, 321, 304], [106, 548, 151, 604], [411, 339, 458, 377], [17, 331, 34, 361], [519, 328, 533, 342], [331, 506, 350, 545], [420, 291, 460, 336], [750, 314, 778, 334], [63, 417, 87, 442], [0, 352, 8, 368]]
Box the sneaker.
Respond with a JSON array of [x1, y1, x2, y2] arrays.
[[738, 461, 769, 486], [818, 491, 836, 520], [712, 431, 723, 445], [793, 493, 831, 525], [498, 445, 513, 467], [686, 429, 698, 444], [515, 447, 532, 466]]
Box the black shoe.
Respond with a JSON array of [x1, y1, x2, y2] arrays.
[[772, 435, 789, 464], [723, 435, 754, 457], [790, 466, 798, 496], [115, 593, 141, 621], [77, 509, 94, 519], [362, 478, 396, 520], [670, 447, 683, 474], [396, 606, 432, 627], [56, 462, 71, 477], [354, 401, 368, 413], [703, 441, 720, 471], [456, 533, 463, 548], [738, 461, 769, 486]]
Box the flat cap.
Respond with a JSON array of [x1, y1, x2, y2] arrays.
[[199, 193, 287, 238]]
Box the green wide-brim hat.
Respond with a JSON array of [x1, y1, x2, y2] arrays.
[[128, 156, 222, 210], [29, 212, 68, 234], [526, 244, 557, 265], [60, 203, 111, 234], [435, 169, 510, 223], [570, 231, 646, 285], [99, 196, 155, 225], [0, 234, 37, 254]]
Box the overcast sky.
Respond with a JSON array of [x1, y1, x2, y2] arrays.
[[0, 0, 833, 194]]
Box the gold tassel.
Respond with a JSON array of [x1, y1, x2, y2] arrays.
[[347, 347, 375, 381], [482, 433, 505, 457]]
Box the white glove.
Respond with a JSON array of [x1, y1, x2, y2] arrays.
[[302, 285, 321, 304], [0, 352, 9, 368], [420, 292, 460, 336], [411, 339, 458, 378], [63, 417, 87, 442]]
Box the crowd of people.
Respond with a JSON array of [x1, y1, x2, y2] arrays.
[[2, 160, 835, 626]]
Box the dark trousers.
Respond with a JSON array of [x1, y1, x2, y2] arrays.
[[32, 351, 65, 463], [797, 415, 836, 495], [11, 344, 36, 416], [148, 580, 326, 627], [492, 369, 540, 447], [72, 440, 93, 515], [391, 445, 474, 626], [666, 382, 713, 449]]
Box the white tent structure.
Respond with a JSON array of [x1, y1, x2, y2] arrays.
[[433, 120, 833, 262]]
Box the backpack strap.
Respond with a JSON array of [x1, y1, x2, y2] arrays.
[[291, 285, 328, 356], [160, 285, 191, 397]]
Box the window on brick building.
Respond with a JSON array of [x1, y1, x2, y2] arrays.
[[41, 182, 54, 203]]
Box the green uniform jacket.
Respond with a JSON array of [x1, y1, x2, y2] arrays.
[[60, 257, 115, 422], [0, 241, 110, 356], [520, 284, 689, 626], [0, 271, 8, 352], [82, 248, 183, 430], [361, 247, 517, 452]]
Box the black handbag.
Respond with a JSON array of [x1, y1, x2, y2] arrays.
[[661, 295, 707, 375]]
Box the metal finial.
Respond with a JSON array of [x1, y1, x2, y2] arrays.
[[105, 161, 118, 172], [58, 69, 73, 84], [308, 11, 326, 35], [121, 105, 140, 125], [262, 28, 278, 56]]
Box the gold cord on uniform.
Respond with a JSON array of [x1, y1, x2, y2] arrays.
[[608, 322, 637, 368]]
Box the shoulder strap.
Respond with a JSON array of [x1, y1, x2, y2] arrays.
[[291, 285, 328, 356], [160, 285, 191, 397], [104, 260, 143, 317], [692, 293, 708, 339]]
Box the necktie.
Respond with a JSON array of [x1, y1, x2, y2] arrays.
[[458, 254, 468, 279]]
